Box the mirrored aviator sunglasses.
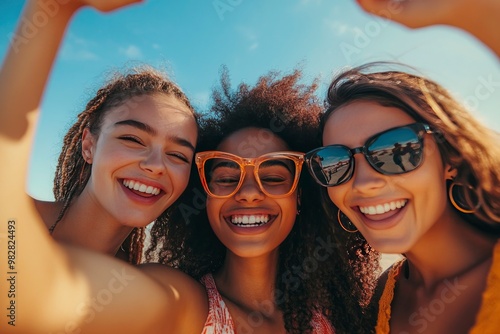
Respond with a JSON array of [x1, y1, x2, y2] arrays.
[[305, 123, 433, 187]]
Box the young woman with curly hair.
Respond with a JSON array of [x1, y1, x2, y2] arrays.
[[3, 0, 198, 264], [305, 63, 500, 333], [145, 68, 378, 333]]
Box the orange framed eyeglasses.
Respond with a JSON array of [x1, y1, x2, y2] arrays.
[[195, 151, 305, 198]]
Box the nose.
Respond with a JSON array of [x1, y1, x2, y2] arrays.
[[234, 169, 265, 202], [139, 148, 166, 175], [350, 154, 386, 194]]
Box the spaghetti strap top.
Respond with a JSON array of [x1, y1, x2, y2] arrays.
[[200, 273, 335, 333], [200, 274, 235, 334]]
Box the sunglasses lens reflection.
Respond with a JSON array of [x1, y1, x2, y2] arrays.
[[367, 127, 422, 174], [309, 125, 425, 187], [309, 147, 352, 186]]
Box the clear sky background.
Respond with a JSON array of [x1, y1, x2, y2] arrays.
[[1, 0, 499, 201]]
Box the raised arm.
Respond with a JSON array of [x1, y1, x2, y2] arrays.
[[356, 0, 500, 58], [0, 1, 207, 332]]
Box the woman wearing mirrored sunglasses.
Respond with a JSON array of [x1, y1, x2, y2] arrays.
[[306, 62, 500, 333]]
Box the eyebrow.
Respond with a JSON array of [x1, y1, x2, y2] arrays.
[[211, 160, 240, 170], [114, 119, 195, 152], [211, 159, 293, 173], [260, 159, 294, 173], [115, 119, 156, 135]]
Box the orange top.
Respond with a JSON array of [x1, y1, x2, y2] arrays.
[[375, 241, 500, 333], [200, 273, 335, 333]]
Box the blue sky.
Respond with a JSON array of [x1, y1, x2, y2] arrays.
[[1, 0, 499, 201]]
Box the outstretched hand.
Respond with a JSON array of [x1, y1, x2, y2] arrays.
[[356, 0, 500, 57], [73, 0, 144, 12], [356, 0, 467, 28]]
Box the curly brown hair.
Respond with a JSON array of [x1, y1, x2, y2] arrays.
[[321, 63, 500, 233], [52, 66, 197, 264], [146, 67, 378, 333]]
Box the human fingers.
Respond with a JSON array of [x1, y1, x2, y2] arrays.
[[355, 0, 456, 29], [77, 0, 145, 13]]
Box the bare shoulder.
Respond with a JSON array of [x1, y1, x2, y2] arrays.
[[139, 263, 209, 333], [54, 250, 209, 334]]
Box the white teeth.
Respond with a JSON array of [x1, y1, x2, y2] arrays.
[[231, 215, 270, 227], [123, 180, 160, 195], [360, 200, 407, 216]]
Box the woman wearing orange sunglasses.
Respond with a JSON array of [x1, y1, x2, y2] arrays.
[[306, 63, 500, 333]]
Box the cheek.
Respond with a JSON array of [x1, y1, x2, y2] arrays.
[[206, 198, 222, 225], [167, 163, 192, 184], [413, 167, 449, 217], [327, 187, 342, 208], [282, 199, 297, 217]]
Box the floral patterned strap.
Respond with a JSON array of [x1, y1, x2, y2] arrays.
[[310, 311, 336, 333], [200, 274, 235, 334]]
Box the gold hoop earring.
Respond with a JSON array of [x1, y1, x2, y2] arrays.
[[448, 182, 479, 214], [337, 210, 358, 233]]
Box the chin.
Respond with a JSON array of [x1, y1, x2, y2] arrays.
[[228, 244, 276, 258], [119, 217, 155, 229], [365, 236, 413, 255]]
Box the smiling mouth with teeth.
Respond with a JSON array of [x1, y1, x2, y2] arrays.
[[123, 179, 161, 196], [230, 215, 270, 227], [359, 200, 407, 215]]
